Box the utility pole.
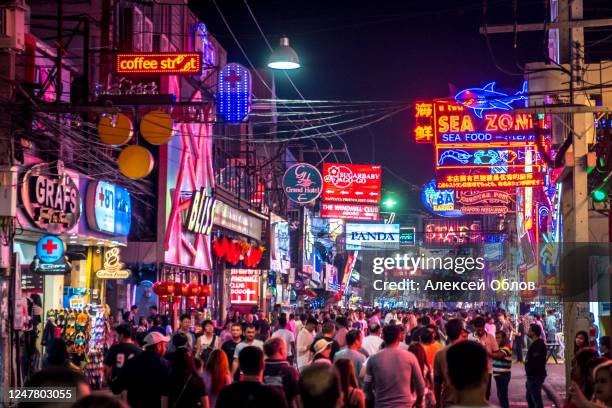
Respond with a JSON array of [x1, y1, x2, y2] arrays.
[[480, 0, 608, 385]]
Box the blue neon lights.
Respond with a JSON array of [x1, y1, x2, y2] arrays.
[[217, 63, 251, 123], [454, 81, 528, 118], [421, 179, 463, 218]]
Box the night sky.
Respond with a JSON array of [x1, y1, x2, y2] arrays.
[[190, 0, 612, 214]]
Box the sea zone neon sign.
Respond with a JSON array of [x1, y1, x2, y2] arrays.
[[115, 53, 202, 75], [434, 102, 536, 146]]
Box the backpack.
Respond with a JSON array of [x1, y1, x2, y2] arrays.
[[199, 335, 217, 364]]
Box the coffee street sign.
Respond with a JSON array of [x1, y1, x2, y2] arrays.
[[96, 247, 131, 279]]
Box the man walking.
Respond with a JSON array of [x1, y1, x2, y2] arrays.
[[364, 324, 425, 407], [297, 317, 317, 369], [361, 324, 383, 356], [271, 316, 297, 365], [469, 316, 500, 401], [333, 329, 366, 380], [114, 332, 170, 408], [433, 318, 464, 408], [525, 323, 547, 408]]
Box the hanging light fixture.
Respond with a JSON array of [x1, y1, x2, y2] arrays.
[[268, 36, 301, 70]]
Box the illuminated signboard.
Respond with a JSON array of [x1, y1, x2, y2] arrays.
[[96, 247, 131, 279], [436, 146, 542, 170], [283, 163, 323, 204], [322, 163, 382, 204], [115, 53, 202, 75], [414, 102, 434, 143], [185, 188, 216, 235], [320, 203, 379, 221], [21, 163, 81, 233], [31, 235, 69, 275], [86, 181, 132, 236], [217, 62, 251, 123], [424, 218, 482, 244], [399, 227, 416, 246], [433, 101, 535, 146], [230, 269, 260, 305], [455, 190, 515, 215], [421, 179, 463, 218], [454, 81, 527, 118], [345, 223, 400, 250], [437, 170, 543, 189]]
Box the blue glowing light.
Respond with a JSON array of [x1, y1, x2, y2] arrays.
[[217, 63, 251, 123], [454, 81, 528, 118], [421, 179, 463, 218]]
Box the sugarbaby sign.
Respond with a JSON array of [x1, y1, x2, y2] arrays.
[[322, 163, 381, 204]]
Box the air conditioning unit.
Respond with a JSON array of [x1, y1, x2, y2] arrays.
[[0, 1, 28, 51]]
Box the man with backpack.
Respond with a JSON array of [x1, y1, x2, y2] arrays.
[[195, 320, 221, 364]]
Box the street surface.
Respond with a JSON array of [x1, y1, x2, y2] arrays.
[[489, 362, 565, 407]]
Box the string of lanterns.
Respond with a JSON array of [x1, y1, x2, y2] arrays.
[[152, 281, 211, 308], [212, 235, 264, 267]]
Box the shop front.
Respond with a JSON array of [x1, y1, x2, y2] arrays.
[[268, 213, 293, 312], [210, 200, 266, 320], [14, 158, 133, 386]]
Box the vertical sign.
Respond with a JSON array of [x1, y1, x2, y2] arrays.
[[217, 63, 251, 123]]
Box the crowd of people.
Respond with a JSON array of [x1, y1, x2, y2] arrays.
[[24, 306, 612, 408]]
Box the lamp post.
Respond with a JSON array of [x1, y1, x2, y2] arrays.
[[268, 36, 300, 70]]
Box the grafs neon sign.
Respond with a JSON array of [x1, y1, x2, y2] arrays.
[[115, 53, 202, 75]]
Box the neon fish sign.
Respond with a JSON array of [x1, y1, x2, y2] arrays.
[[454, 81, 527, 118]]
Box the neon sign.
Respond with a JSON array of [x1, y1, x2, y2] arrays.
[[436, 146, 542, 169], [414, 102, 434, 143], [421, 179, 463, 218], [454, 81, 527, 118], [455, 190, 515, 215], [322, 163, 382, 204], [434, 101, 536, 146], [437, 171, 543, 189], [217, 63, 251, 123], [424, 219, 482, 244], [115, 53, 202, 74]]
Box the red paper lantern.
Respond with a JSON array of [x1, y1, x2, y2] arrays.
[[177, 282, 189, 296], [166, 281, 176, 296], [188, 282, 201, 297], [159, 295, 168, 304], [186, 296, 197, 307], [152, 281, 167, 296], [200, 284, 211, 297]]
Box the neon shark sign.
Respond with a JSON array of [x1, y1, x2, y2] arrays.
[[454, 81, 528, 118]]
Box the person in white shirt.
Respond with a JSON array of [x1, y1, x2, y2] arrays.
[[232, 324, 264, 376], [296, 317, 318, 369], [271, 316, 297, 365], [361, 324, 384, 356], [356, 311, 368, 337], [195, 319, 221, 361]]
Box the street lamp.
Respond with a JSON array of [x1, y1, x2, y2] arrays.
[[268, 36, 300, 70], [382, 197, 398, 210]]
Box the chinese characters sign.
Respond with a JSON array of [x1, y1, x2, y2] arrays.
[[414, 102, 434, 143], [115, 53, 202, 74], [455, 190, 515, 215], [322, 163, 381, 204], [230, 269, 260, 305], [437, 170, 543, 189]]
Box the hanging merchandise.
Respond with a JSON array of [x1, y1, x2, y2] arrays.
[[98, 113, 134, 145], [140, 111, 174, 145], [117, 145, 155, 179], [85, 306, 108, 389]]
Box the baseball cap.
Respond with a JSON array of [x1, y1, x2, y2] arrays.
[[143, 331, 170, 347], [312, 338, 333, 357]]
